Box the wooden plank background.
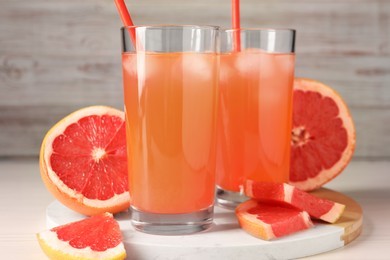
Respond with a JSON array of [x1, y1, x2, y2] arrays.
[[0, 0, 389, 160]]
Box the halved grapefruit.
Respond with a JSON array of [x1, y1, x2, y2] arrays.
[[37, 213, 126, 260], [290, 78, 356, 191], [236, 200, 313, 240], [39, 106, 130, 216]]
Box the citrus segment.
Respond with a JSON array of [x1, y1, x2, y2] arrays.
[[290, 78, 356, 191], [236, 200, 313, 240], [245, 180, 345, 223], [37, 213, 126, 260], [39, 106, 130, 216]]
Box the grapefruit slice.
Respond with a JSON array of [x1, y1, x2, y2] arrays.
[[245, 180, 345, 223], [290, 78, 356, 191], [37, 213, 126, 260], [236, 200, 313, 240], [39, 106, 130, 216]]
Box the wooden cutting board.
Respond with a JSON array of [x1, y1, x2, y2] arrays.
[[46, 188, 362, 259], [311, 188, 363, 245]]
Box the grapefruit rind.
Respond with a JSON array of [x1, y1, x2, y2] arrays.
[[39, 106, 130, 216], [320, 202, 346, 223], [290, 78, 356, 191], [235, 200, 275, 240]]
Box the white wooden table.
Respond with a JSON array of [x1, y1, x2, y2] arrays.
[[0, 160, 389, 259]]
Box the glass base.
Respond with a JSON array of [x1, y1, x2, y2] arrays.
[[216, 187, 249, 210], [130, 205, 214, 235]]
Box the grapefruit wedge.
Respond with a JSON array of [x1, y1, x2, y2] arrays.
[[290, 78, 356, 191], [245, 180, 345, 223], [236, 200, 313, 240], [37, 213, 126, 260], [39, 106, 130, 216]]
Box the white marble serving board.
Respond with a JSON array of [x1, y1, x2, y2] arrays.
[[46, 189, 361, 260]]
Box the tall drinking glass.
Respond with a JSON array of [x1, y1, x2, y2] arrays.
[[216, 28, 296, 208], [121, 25, 219, 234]]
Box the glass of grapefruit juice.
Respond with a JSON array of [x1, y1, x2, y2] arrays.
[[216, 28, 296, 208], [121, 25, 219, 234]]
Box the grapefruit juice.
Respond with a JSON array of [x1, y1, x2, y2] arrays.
[[217, 50, 295, 193], [122, 52, 218, 214]]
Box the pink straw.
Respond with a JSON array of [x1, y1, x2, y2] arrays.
[[232, 0, 241, 51], [114, 0, 136, 47]]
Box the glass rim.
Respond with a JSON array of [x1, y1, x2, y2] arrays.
[[222, 27, 296, 34], [121, 24, 220, 31]]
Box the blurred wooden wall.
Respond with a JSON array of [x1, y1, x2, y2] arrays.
[[1, 0, 389, 160]]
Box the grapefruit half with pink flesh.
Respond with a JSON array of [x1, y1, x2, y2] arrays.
[[236, 200, 313, 240], [245, 180, 345, 223], [37, 213, 126, 260], [39, 106, 130, 216], [290, 78, 356, 191]]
